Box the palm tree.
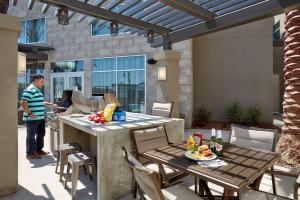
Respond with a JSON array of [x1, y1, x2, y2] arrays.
[[277, 7, 300, 168]]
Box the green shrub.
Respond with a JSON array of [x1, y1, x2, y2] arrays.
[[247, 104, 263, 125], [194, 106, 212, 125], [226, 102, 243, 124]]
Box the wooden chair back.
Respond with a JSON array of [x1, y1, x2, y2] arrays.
[[131, 125, 169, 154], [104, 93, 121, 106], [150, 102, 174, 118], [122, 147, 165, 200], [230, 124, 278, 152]]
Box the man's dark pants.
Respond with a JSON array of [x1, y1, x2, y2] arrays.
[[25, 119, 45, 156]]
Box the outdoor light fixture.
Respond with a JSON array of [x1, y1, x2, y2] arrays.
[[147, 30, 154, 43], [110, 20, 119, 36], [18, 52, 26, 75], [58, 6, 69, 25], [157, 66, 167, 81]]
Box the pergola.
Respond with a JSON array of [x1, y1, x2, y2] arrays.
[[11, 0, 300, 49]]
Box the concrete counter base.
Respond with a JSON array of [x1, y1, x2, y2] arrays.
[[59, 112, 184, 200]]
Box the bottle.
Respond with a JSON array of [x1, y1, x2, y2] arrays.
[[118, 106, 126, 122], [215, 130, 223, 157], [210, 129, 217, 153]]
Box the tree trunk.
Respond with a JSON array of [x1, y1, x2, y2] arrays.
[[277, 7, 300, 168], [0, 0, 9, 14]]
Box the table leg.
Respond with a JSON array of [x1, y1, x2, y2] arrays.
[[199, 180, 213, 200], [252, 175, 263, 191], [224, 188, 235, 197]]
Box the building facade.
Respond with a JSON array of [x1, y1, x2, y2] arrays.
[[9, 1, 194, 126]]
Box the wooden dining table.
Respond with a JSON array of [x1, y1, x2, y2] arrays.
[[142, 143, 278, 199]]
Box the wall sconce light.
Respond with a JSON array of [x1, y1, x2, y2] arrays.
[[18, 52, 26, 75], [157, 66, 167, 81], [110, 20, 119, 36], [147, 30, 154, 43], [58, 6, 69, 25]]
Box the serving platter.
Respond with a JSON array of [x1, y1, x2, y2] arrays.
[[184, 151, 217, 161]]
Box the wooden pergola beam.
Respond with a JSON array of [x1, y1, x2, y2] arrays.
[[77, 0, 106, 22], [28, 0, 35, 10], [156, 0, 216, 20], [151, 0, 300, 47], [39, 0, 171, 34]]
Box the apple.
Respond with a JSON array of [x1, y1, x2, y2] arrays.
[[100, 118, 106, 124], [93, 116, 101, 123], [88, 114, 97, 121]]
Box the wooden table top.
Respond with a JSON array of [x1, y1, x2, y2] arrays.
[[142, 143, 278, 191]]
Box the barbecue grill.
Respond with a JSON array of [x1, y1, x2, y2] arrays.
[[46, 90, 73, 153]]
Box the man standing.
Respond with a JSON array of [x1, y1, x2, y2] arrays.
[[21, 75, 56, 160]]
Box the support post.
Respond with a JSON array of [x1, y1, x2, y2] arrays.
[[154, 50, 181, 118]]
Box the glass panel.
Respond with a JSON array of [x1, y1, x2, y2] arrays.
[[92, 58, 116, 71], [117, 71, 145, 113], [25, 18, 45, 43], [92, 72, 116, 96], [117, 56, 145, 70], [53, 77, 65, 104], [91, 20, 110, 36], [51, 60, 84, 73], [26, 63, 45, 83], [18, 21, 26, 44], [68, 77, 82, 91], [17, 75, 27, 108]]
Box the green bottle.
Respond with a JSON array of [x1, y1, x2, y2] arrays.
[[210, 129, 217, 153], [215, 130, 223, 157]]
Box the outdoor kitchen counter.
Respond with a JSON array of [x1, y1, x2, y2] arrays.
[[58, 112, 184, 200]]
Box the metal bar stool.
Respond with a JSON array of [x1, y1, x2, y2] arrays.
[[55, 143, 82, 182], [64, 152, 96, 200]]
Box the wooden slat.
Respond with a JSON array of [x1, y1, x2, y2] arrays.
[[42, 3, 50, 13], [28, 0, 35, 10]]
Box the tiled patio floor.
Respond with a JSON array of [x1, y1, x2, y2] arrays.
[[0, 126, 299, 200]]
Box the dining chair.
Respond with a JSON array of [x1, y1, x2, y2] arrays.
[[230, 124, 299, 195], [150, 102, 174, 118], [131, 125, 187, 189], [122, 146, 203, 200], [239, 188, 291, 200]]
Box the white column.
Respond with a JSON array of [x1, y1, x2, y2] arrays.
[[154, 50, 181, 118], [0, 13, 20, 197]]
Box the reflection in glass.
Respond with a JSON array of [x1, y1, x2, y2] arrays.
[[51, 60, 84, 73], [117, 56, 145, 70], [53, 77, 65, 104], [69, 77, 82, 91], [92, 72, 116, 95], [18, 18, 45, 44], [117, 71, 145, 113]]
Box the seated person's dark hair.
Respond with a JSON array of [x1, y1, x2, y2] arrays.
[[32, 74, 44, 82]]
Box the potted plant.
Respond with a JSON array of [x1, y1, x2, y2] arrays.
[[193, 106, 212, 127], [225, 102, 243, 124], [246, 104, 263, 126]]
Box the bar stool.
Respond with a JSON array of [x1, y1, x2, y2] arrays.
[[64, 152, 96, 200], [55, 143, 82, 182]]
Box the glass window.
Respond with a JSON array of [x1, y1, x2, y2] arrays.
[[91, 5, 127, 37], [51, 60, 84, 73], [273, 21, 281, 40], [18, 18, 46, 44], [92, 55, 146, 113]]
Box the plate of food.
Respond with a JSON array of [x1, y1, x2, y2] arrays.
[[184, 144, 217, 161]]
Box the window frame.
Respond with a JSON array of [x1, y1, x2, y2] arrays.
[[19, 17, 46, 44], [91, 54, 147, 113]]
